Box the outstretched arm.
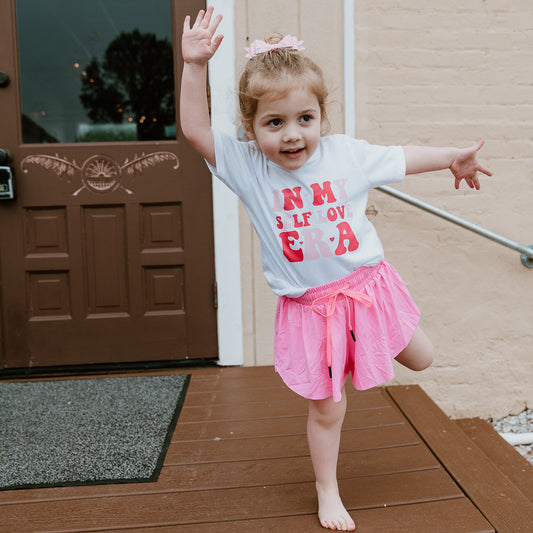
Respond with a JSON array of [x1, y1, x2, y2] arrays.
[[403, 138, 492, 190], [180, 7, 224, 166]]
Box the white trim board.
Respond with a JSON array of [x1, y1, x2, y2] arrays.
[[343, 0, 356, 136], [208, 0, 244, 366]]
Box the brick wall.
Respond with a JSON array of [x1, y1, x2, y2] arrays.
[[356, 0, 532, 417]]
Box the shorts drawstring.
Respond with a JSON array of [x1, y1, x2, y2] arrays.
[[311, 284, 373, 378]]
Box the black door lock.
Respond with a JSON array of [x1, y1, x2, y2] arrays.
[[0, 72, 10, 88], [0, 149, 15, 200]]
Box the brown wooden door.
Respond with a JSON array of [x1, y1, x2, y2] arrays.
[[0, 0, 217, 369]]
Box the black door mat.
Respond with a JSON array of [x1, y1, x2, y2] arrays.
[[0, 374, 190, 491]]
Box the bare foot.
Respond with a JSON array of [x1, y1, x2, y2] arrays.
[[316, 482, 356, 531]]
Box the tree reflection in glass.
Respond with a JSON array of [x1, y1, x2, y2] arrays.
[[80, 30, 175, 142]]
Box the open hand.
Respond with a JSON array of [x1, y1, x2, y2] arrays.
[[450, 138, 492, 190], [182, 6, 224, 65]]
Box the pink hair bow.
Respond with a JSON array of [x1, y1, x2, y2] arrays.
[[245, 35, 304, 59]]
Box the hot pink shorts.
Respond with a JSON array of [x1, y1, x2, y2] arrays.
[[274, 261, 420, 402]]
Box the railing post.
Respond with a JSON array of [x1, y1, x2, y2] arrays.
[[521, 247, 533, 268]]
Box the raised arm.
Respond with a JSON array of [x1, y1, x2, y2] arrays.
[[403, 138, 492, 190], [180, 7, 223, 166]]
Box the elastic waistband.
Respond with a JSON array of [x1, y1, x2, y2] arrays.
[[294, 261, 385, 306]]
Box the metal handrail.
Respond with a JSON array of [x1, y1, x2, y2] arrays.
[[376, 185, 533, 268]]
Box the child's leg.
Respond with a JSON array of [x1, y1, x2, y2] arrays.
[[307, 387, 356, 531], [395, 324, 434, 371]]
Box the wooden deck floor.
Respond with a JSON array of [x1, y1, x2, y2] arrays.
[[1, 365, 533, 532]]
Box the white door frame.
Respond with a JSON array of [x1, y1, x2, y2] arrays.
[[208, 0, 243, 365]]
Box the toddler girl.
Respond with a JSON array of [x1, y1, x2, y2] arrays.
[[180, 7, 491, 531]]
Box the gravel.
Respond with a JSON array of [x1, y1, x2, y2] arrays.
[[488, 408, 533, 465]]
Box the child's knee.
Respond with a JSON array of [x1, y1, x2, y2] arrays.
[[308, 394, 346, 427], [395, 328, 435, 371], [396, 351, 433, 372], [416, 335, 435, 370], [413, 347, 434, 371]]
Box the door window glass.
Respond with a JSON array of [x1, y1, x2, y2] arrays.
[[16, 0, 175, 143]]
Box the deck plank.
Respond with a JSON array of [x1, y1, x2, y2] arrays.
[[98, 499, 493, 533], [173, 407, 403, 441], [166, 424, 420, 464], [456, 417, 533, 503], [179, 397, 389, 422], [159, 446, 440, 492], [387, 385, 533, 532], [180, 390, 388, 420], [0, 470, 464, 532]]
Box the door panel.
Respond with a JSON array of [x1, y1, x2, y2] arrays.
[[0, 0, 218, 369]]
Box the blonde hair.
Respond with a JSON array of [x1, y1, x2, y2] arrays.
[[239, 34, 329, 134]]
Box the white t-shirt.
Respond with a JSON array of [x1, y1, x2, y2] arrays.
[[206, 128, 406, 297]]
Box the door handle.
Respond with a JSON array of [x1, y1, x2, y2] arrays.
[[0, 149, 15, 200], [0, 72, 10, 88]]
